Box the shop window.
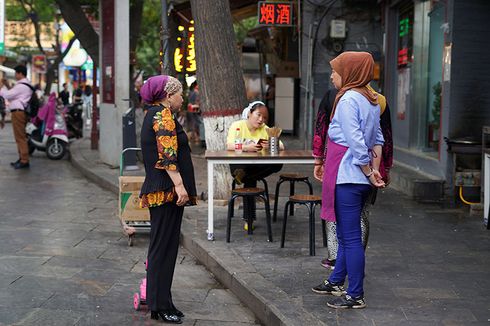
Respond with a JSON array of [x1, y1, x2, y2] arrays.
[[395, 3, 414, 122], [426, 3, 445, 151], [397, 3, 414, 68]]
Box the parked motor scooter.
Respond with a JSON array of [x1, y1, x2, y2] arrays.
[[65, 101, 83, 139], [26, 93, 69, 160]]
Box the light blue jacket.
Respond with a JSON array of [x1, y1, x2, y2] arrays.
[[328, 90, 384, 185]]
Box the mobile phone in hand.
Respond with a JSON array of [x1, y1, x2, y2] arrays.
[[258, 138, 267, 145]]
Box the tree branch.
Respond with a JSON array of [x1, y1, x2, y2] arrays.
[[55, 0, 99, 66], [55, 36, 76, 65], [18, 0, 45, 55]]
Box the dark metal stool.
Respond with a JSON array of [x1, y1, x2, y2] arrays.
[[231, 178, 269, 218], [273, 173, 313, 222], [227, 187, 273, 243], [280, 194, 326, 256]]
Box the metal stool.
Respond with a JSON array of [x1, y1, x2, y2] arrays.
[[280, 194, 326, 256], [273, 173, 313, 222], [231, 178, 269, 218], [227, 187, 273, 243]]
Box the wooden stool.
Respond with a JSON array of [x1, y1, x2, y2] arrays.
[[280, 194, 326, 256], [231, 178, 269, 219], [273, 173, 313, 222], [227, 187, 273, 243]]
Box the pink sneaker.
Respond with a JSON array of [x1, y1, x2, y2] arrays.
[[321, 258, 335, 270]]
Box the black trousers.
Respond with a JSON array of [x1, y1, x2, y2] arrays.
[[147, 202, 184, 312], [230, 164, 283, 219]]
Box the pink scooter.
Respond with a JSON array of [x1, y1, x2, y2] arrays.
[[26, 93, 69, 160], [133, 260, 147, 311]]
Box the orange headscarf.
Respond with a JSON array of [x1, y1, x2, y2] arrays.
[[330, 51, 378, 119]]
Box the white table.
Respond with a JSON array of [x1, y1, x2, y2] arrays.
[[204, 150, 315, 240]]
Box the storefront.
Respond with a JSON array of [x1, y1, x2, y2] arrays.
[[382, 0, 490, 199], [384, 0, 445, 156]]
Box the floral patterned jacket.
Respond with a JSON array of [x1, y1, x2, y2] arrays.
[[139, 105, 197, 208]]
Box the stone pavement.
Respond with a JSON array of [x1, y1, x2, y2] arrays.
[[69, 136, 490, 326], [0, 125, 260, 326]]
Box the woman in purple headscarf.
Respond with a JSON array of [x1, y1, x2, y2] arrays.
[[139, 75, 197, 324]]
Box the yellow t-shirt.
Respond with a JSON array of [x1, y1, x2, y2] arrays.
[[227, 120, 269, 146]]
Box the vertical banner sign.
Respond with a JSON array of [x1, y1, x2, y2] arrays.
[[0, 0, 5, 55], [102, 0, 115, 104], [258, 2, 293, 26], [397, 6, 413, 68]]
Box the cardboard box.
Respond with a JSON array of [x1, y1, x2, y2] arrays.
[[119, 176, 150, 222]]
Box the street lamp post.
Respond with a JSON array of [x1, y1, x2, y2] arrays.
[[91, 62, 98, 150], [54, 9, 61, 94]]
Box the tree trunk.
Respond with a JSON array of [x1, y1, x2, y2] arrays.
[[55, 0, 99, 66], [190, 0, 247, 199]]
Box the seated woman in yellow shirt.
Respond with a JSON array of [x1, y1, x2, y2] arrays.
[[226, 101, 284, 229]]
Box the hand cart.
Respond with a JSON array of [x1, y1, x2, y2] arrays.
[[119, 147, 150, 246]]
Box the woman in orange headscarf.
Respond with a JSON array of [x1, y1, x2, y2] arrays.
[[310, 52, 385, 309]]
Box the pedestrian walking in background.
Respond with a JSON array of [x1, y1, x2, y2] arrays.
[[310, 51, 385, 309], [139, 75, 197, 324], [72, 85, 83, 104], [59, 83, 70, 106], [264, 75, 275, 125], [0, 79, 10, 129], [186, 81, 202, 144], [82, 85, 93, 128], [34, 84, 44, 104], [0, 65, 33, 169], [312, 85, 393, 270]]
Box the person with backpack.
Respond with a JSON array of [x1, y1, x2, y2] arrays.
[[0, 65, 34, 169]]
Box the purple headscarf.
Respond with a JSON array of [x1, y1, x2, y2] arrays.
[[139, 75, 182, 104]]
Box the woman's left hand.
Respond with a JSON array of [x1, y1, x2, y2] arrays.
[[369, 170, 385, 188], [175, 184, 189, 206]]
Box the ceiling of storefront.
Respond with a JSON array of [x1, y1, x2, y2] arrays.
[[172, 0, 258, 21]]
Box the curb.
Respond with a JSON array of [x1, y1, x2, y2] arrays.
[[70, 139, 325, 326]]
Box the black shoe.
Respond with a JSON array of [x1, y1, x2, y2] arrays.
[[171, 308, 184, 318], [13, 161, 30, 169], [327, 294, 366, 309], [10, 159, 20, 166], [150, 311, 183, 324], [311, 280, 346, 296]]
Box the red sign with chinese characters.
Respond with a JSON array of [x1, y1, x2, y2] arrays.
[[258, 2, 293, 26]]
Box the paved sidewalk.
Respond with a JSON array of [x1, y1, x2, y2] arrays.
[[71, 137, 490, 326], [0, 125, 259, 326]]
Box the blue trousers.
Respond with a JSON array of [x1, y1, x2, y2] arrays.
[[328, 183, 371, 298]]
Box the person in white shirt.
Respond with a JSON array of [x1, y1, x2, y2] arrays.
[[0, 65, 33, 169]]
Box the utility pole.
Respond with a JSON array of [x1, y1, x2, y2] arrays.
[[161, 0, 171, 74]]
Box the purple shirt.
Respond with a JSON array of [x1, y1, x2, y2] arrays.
[[0, 78, 32, 111]]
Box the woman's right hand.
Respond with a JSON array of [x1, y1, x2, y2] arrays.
[[175, 184, 189, 206], [313, 165, 323, 181]]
